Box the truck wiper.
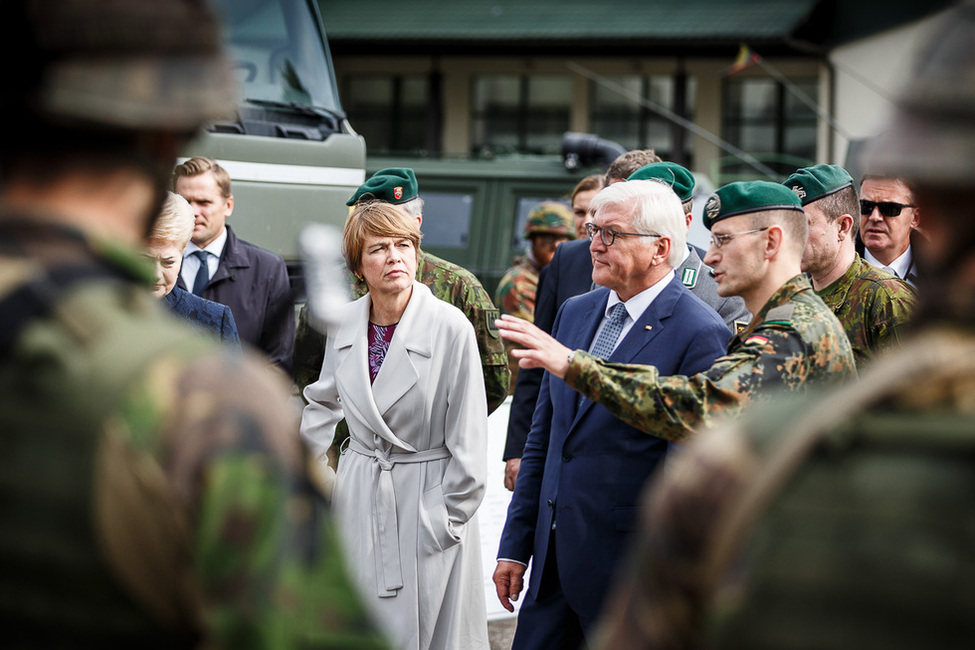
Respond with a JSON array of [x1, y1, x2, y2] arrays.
[[244, 98, 346, 122]]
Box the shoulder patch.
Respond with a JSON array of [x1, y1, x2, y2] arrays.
[[744, 335, 771, 346], [680, 267, 698, 288], [764, 303, 795, 323], [484, 308, 500, 338]]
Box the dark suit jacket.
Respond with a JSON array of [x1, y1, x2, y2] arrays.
[[163, 285, 241, 350], [503, 238, 592, 460], [178, 226, 294, 374], [497, 277, 730, 620]]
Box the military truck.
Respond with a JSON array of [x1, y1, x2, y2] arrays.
[[180, 0, 366, 293]]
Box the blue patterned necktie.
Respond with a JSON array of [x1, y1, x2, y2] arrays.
[[590, 303, 628, 360], [191, 250, 210, 296]]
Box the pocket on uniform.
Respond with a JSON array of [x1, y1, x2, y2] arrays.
[[420, 483, 462, 555]]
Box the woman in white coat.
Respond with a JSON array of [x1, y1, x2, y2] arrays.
[[300, 201, 489, 650]]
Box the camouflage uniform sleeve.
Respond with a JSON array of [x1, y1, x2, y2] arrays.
[[117, 351, 388, 649], [563, 325, 811, 441], [593, 421, 757, 650], [449, 278, 510, 414]]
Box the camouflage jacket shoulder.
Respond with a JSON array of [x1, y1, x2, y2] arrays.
[[817, 255, 917, 368], [565, 274, 857, 441], [594, 325, 975, 650], [495, 257, 540, 322], [0, 224, 386, 648]]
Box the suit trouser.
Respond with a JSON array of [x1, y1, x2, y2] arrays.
[[511, 534, 595, 650]]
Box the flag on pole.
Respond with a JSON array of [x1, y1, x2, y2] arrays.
[[723, 44, 762, 77]]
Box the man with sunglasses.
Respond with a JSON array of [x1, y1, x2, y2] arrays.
[[857, 174, 921, 286], [496, 180, 856, 443], [492, 179, 730, 649], [784, 164, 916, 368]]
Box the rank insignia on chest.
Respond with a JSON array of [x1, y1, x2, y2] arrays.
[[680, 267, 698, 288]]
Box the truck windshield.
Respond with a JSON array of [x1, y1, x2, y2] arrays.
[[212, 0, 342, 119]]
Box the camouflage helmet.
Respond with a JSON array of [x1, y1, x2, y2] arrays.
[[3, 0, 236, 133], [865, 1, 975, 188], [524, 201, 575, 238]]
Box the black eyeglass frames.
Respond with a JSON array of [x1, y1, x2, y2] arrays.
[[585, 222, 661, 247]]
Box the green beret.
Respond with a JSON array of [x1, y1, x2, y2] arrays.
[[782, 164, 854, 206], [703, 180, 804, 229], [346, 167, 418, 206], [626, 162, 696, 202]]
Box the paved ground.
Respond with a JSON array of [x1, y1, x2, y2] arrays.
[[489, 617, 517, 650]]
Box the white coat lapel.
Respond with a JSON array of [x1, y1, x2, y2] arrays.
[[371, 282, 432, 416], [334, 295, 416, 451]]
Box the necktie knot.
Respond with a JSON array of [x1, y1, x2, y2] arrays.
[[590, 303, 628, 360]]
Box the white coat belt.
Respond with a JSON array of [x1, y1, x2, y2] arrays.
[[347, 437, 451, 597]]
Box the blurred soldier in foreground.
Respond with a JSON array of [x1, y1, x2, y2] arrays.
[[294, 167, 509, 414], [593, 3, 975, 648], [496, 201, 574, 388], [0, 1, 385, 647], [497, 181, 856, 442], [784, 164, 916, 367]]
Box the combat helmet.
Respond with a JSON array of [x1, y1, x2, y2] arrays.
[[3, 0, 236, 135], [524, 202, 575, 239]]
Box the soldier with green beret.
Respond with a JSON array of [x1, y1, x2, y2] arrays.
[[591, 4, 975, 648], [496, 179, 856, 442], [0, 0, 386, 647], [627, 162, 751, 332], [495, 201, 574, 389], [294, 167, 509, 422], [784, 163, 917, 368]]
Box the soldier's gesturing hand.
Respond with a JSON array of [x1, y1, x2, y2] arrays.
[[496, 314, 572, 379]]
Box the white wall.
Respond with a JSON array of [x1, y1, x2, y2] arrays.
[[829, 8, 954, 166]]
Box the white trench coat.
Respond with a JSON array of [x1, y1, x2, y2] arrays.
[[301, 282, 489, 650]]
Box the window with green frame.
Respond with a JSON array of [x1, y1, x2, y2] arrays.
[[721, 77, 818, 180], [343, 74, 431, 154], [470, 75, 572, 156], [589, 74, 695, 165]]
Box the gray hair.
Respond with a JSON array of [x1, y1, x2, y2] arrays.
[[399, 195, 425, 220], [589, 179, 687, 267]]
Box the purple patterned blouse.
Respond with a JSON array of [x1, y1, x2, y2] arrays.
[[368, 322, 397, 383]]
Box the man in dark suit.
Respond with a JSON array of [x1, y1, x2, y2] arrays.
[[174, 156, 294, 375], [493, 179, 731, 649], [502, 161, 747, 491]]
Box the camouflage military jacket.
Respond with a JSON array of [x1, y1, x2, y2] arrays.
[[817, 255, 916, 368], [0, 221, 387, 649], [495, 256, 541, 322], [563, 274, 857, 442], [294, 249, 509, 414], [593, 325, 975, 650], [495, 257, 541, 391]]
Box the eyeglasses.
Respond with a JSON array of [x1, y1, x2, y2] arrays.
[[585, 222, 661, 247], [860, 200, 915, 218], [709, 227, 769, 249]]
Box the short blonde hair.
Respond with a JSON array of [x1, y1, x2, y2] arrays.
[[342, 200, 422, 275], [151, 192, 194, 248]]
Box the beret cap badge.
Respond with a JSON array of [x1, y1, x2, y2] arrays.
[[704, 194, 721, 222]]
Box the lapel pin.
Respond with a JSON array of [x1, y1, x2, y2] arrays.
[[645, 325, 653, 331]]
